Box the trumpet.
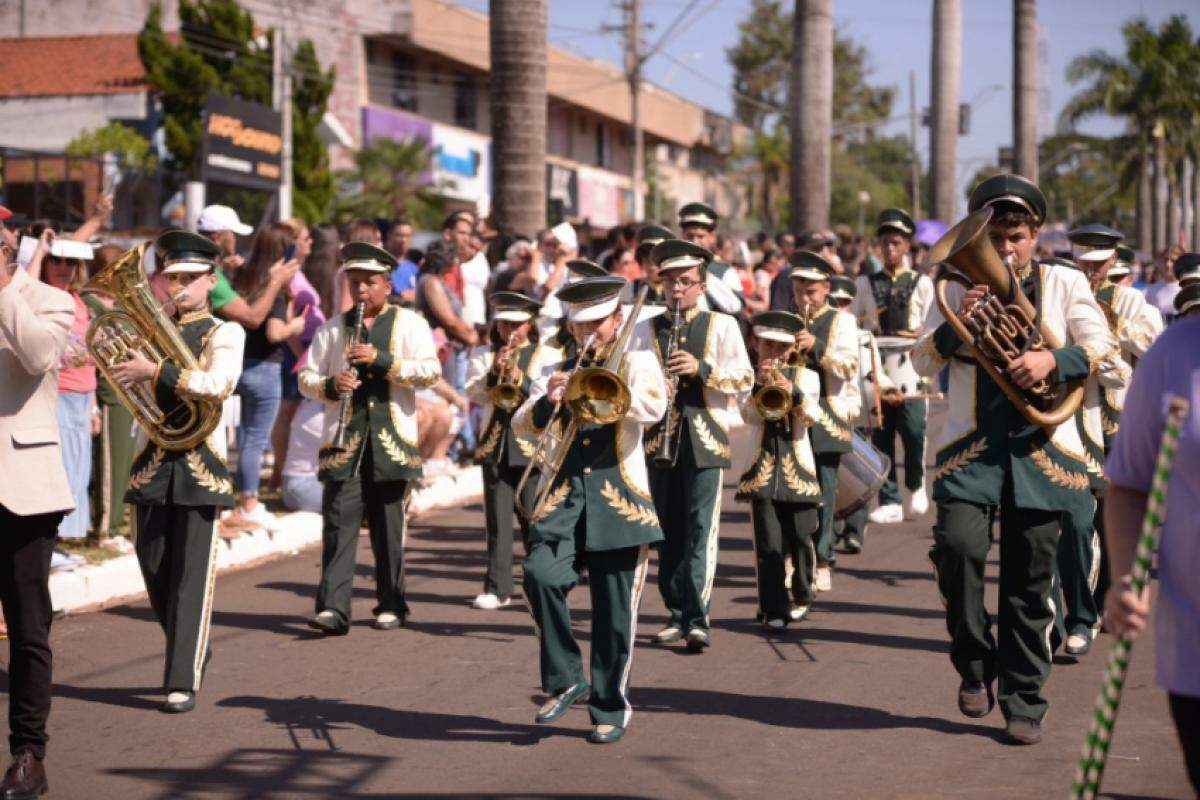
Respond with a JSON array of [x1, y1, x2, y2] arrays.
[[489, 333, 525, 412], [331, 301, 366, 452], [753, 358, 793, 422]]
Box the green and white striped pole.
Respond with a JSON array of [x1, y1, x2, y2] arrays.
[[1072, 396, 1189, 800]]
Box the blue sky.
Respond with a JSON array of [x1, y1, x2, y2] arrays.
[[455, 0, 1199, 212]]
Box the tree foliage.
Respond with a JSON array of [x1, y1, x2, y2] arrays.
[[334, 138, 444, 229], [65, 121, 157, 169]]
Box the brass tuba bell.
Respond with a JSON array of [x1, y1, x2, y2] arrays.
[[84, 243, 223, 451]]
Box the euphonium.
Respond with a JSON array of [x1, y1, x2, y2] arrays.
[[489, 333, 525, 412], [753, 360, 793, 421], [84, 242, 223, 451], [925, 206, 1085, 429]]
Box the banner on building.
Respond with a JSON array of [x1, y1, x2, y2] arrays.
[[200, 94, 283, 191], [546, 163, 578, 220], [578, 166, 622, 229]]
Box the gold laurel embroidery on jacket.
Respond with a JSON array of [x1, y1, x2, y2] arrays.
[[1080, 340, 1119, 375], [126, 448, 165, 491], [475, 423, 502, 460], [913, 335, 948, 368], [378, 429, 410, 465], [1030, 448, 1090, 491], [693, 415, 731, 459], [704, 365, 754, 393], [600, 481, 659, 527], [298, 371, 325, 398], [810, 404, 852, 442], [643, 429, 662, 455], [318, 432, 361, 472], [933, 438, 987, 481], [185, 451, 234, 495], [531, 481, 570, 523], [781, 453, 820, 496], [515, 436, 535, 458], [1082, 447, 1105, 478], [736, 452, 774, 495]]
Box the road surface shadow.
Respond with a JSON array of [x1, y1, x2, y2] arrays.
[[103, 604, 313, 637], [218, 695, 563, 747], [710, 617, 949, 654], [44, 683, 163, 711], [629, 686, 1002, 741]]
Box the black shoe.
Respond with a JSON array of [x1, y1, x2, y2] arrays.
[[162, 691, 196, 714], [685, 629, 710, 652], [843, 537, 863, 555], [587, 724, 625, 744], [1004, 716, 1042, 745], [534, 682, 590, 724], [307, 611, 349, 635], [1, 751, 46, 800], [957, 680, 993, 718]]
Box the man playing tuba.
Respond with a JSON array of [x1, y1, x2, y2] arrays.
[[912, 175, 1125, 745]]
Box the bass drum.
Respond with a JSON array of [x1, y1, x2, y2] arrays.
[[835, 431, 891, 520]]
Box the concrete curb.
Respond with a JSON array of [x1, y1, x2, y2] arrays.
[[50, 464, 486, 615]]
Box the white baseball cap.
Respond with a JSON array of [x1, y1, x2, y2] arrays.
[[196, 204, 253, 236]]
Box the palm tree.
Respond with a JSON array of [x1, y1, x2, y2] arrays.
[[789, 0, 834, 231], [334, 137, 443, 227], [929, 0, 961, 223], [1012, 0, 1038, 180], [489, 0, 547, 237]]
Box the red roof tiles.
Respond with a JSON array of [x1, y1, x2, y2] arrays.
[[0, 34, 149, 99]]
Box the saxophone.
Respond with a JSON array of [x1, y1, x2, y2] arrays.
[[84, 243, 222, 451]]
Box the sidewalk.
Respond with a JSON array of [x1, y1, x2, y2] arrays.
[[48, 464, 484, 614]]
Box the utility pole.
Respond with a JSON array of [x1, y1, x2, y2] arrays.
[[1013, 0, 1039, 180], [273, 24, 293, 221], [909, 70, 921, 219], [930, 0, 962, 223], [622, 0, 646, 221]]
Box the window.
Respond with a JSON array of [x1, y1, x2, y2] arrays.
[[391, 52, 418, 112], [596, 122, 609, 168], [454, 73, 477, 130]]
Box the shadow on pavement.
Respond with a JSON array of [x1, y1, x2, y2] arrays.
[[47, 683, 163, 711], [103, 604, 312, 638]]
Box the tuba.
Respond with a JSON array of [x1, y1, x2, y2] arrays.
[[925, 207, 1085, 429], [84, 243, 223, 451], [753, 359, 793, 422]]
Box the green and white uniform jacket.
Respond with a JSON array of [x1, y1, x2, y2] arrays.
[[803, 304, 862, 454], [299, 304, 440, 483], [851, 263, 935, 338], [912, 261, 1125, 513], [734, 364, 823, 504], [1093, 281, 1161, 446], [642, 307, 753, 469], [465, 340, 562, 468], [125, 311, 245, 508], [513, 348, 668, 552]]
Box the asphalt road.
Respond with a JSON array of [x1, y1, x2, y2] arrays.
[[5, 427, 1192, 799]]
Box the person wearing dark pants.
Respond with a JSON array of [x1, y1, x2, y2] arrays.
[[514, 275, 667, 744], [735, 311, 823, 628], [299, 243, 440, 634], [789, 252, 861, 593], [113, 231, 245, 715], [913, 173, 1124, 745], [0, 231, 74, 798], [644, 240, 752, 652], [464, 292, 559, 609]]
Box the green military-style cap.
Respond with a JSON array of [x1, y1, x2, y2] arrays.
[[876, 208, 915, 238], [557, 275, 628, 323], [968, 173, 1048, 227], [340, 241, 397, 274], [1068, 223, 1123, 262], [156, 229, 221, 274], [650, 238, 713, 274], [678, 201, 718, 230], [565, 259, 608, 280], [1175, 252, 1200, 286], [829, 275, 857, 303], [492, 291, 542, 323], [1174, 282, 1200, 316], [635, 223, 674, 262], [788, 250, 834, 282], [750, 310, 804, 344]]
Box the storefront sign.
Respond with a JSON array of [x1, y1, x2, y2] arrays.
[[578, 166, 622, 229], [546, 163, 578, 219], [201, 94, 282, 191]]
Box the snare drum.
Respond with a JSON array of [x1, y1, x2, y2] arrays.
[[835, 431, 891, 519], [875, 335, 922, 396], [855, 331, 881, 429]]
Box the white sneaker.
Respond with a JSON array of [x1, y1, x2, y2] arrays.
[[868, 503, 904, 524], [904, 484, 929, 519], [471, 593, 511, 610], [239, 503, 276, 531], [815, 565, 832, 593], [789, 604, 811, 622], [764, 618, 786, 630]]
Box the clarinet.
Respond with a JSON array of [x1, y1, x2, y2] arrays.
[[331, 301, 367, 451], [654, 303, 685, 468]]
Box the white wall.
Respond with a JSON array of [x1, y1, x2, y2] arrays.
[[0, 93, 147, 151]]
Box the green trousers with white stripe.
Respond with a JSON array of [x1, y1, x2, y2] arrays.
[[133, 503, 219, 693], [523, 526, 650, 728], [650, 435, 723, 634], [1054, 495, 1102, 641], [929, 477, 1061, 722]]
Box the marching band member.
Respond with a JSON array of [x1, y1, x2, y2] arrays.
[[544, 259, 608, 362], [851, 208, 935, 524], [735, 311, 823, 628], [299, 242, 440, 635], [1054, 225, 1158, 657], [514, 275, 667, 744], [644, 239, 753, 651], [629, 224, 673, 306], [678, 202, 745, 315], [112, 231, 245, 713], [464, 292, 560, 610], [913, 174, 1124, 744], [790, 251, 860, 593]]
